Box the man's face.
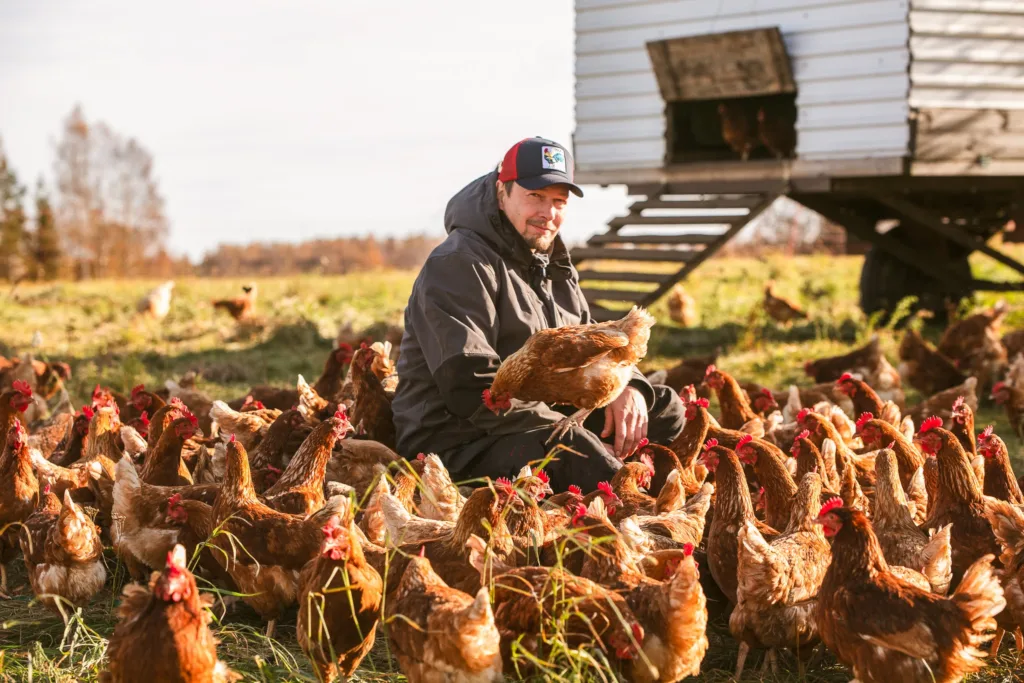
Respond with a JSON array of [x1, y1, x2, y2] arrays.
[[497, 181, 570, 252]]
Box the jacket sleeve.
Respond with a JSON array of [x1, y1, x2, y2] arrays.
[[572, 269, 657, 408], [410, 252, 566, 433]]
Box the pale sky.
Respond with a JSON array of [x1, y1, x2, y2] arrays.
[[0, 0, 629, 260]]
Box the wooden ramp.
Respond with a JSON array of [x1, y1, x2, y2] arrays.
[[572, 185, 780, 321]]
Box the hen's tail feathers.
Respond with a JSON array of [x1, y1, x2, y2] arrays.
[[665, 554, 709, 681], [616, 306, 657, 336], [920, 524, 953, 596], [952, 554, 1006, 667], [735, 518, 786, 605], [681, 482, 714, 519], [984, 498, 1024, 570]]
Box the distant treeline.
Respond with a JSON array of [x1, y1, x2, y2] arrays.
[[0, 105, 442, 282], [195, 235, 441, 276]]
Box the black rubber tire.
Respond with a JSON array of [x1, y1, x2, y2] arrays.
[[859, 244, 972, 321]]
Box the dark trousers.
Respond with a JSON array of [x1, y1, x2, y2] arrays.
[[443, 385, 686, 493]]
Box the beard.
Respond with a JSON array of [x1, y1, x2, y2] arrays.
[[523, 222, 557, 252]]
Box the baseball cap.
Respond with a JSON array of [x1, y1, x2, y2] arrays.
[[498, 137, 584, 197]]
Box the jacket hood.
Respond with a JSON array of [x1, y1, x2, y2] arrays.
[[444, 171, 573, 274]]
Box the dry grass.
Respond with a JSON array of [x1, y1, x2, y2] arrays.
[[3, 249, 1024, 681]]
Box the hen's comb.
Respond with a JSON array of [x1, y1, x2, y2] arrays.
[[703, 438, 718, 451], [704, 364, 717, 377], [416, 452, 426, 461], [980, 425, 994, 442], [794, 429, 810, 443], [139, 411, 150, 426], [167, 493, 182, 506], [11, 380, 31, 396], [838, 372, 853, 383], [994, 381, 1007, 393], [418, 546, 426, 558], [131, 384, 145, 397], [229, 434, 236, 443], [568, 484, 582, 496], [737, 434, 753, 449], [683, 542, 694, 557], [694, 397, 710, 409], [761, 388, 774, 397], [81, 405, 94, 419], [598, 481, 614, 496], [637, 437, 650, 451], [535, 470, 550, 484], [797, 408, 811, 423], [571, 503, 587, 525], [44, 484, 51, 494], [495, 477, 513, 490], [919, 416, 943, 434], [817, 497, 843, 517], [855, 412, 874, 431], [169, 397, 184, 407]]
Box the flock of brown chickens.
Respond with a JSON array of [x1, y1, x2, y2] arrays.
[[3, 299, 1024, 682]]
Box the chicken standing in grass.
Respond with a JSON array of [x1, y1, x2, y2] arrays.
[[483, 306, 656, 443]]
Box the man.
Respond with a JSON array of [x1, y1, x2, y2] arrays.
[[392, 137, 685, 492]]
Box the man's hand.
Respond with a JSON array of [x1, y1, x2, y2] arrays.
[[601, 386, 649, 460]]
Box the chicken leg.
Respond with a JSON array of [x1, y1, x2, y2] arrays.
[[545, 408, 594, 446], [0, 565, 7, 599]]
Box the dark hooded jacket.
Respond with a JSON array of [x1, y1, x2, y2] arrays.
[[392, 171, 654, 468]]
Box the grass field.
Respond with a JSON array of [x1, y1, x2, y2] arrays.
[[3, 250, 1024, 682]]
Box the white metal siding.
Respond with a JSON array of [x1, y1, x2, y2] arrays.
[[574, 0, 912, 171], [909, 0, 1024, 109]]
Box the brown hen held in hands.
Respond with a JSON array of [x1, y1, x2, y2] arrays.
[[484, 306, 655, 443]]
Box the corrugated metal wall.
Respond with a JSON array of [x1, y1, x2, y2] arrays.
[[574, 0, 912, 171], [909, 0, 1024, 109]]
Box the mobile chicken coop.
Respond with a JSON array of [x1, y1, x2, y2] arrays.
[[570, 0, 1024, 320]]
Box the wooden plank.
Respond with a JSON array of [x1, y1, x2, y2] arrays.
[[910, 158, 1024, 175], [608, 215, 734, 227], [589, 233, 720, 245], [910, 9, 1024, 39], [645, 27, 795, 102], [911, 0, 1024, 13], [581, 288, 653, 304], [570, 247, 697, 263], [914, 130, 1024, 162], [915, 108, 1024, 133], [576, 270, 670, 283], [873, 194, 1024, 278], [630, 197, 761, 210]]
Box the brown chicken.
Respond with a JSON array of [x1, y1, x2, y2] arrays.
[[984, 498, 1024, 654], [701, 440, 778, 604], [804, 335, 886, 383], [348, 343, 397, 449], [141, 414, 201, 487], [601, 456, 656, 523], [730, 473, 831, 677], [666, 283, 698, 327], [262, 410, 351, 515], [0, 419, 39, 596], [835, 372, 886, 417], [209, 399, 280, 450], [736, 434, 797, 531], [856, 414, 925, 491], [938, 302, 1008, 376], [20, 488, 106, 612], [111, 455, 220, 576], [211, 282, 257, 320], [899, 328, 966, 396], [718, 99, 758, 160], [906, 376, 979, 430], [757, 101, 797, 159], [704, 365, 761, 431], [666, 394, 712, 496], [991, 380, 1024, 441], [27, 412, 75, 462], [122, 383, 167, 424], [917, 418, 1001, 583], [326, 438, 402, 502], [872, 449, 953, 595], [483, 306, 655, 443], [50, 409, 90, 467], [977, 426, 1024, 504], [209, 437, 350, 634], [815, 504, 1004, 683], [386, 553, 503, 683], [790, 430, 841, 493], [296, 514, 382, 682], [0, 380, 33, 453], [101, 545, 238, 683], [247, 408, 306, 473], [763, 280, 807, 324]]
